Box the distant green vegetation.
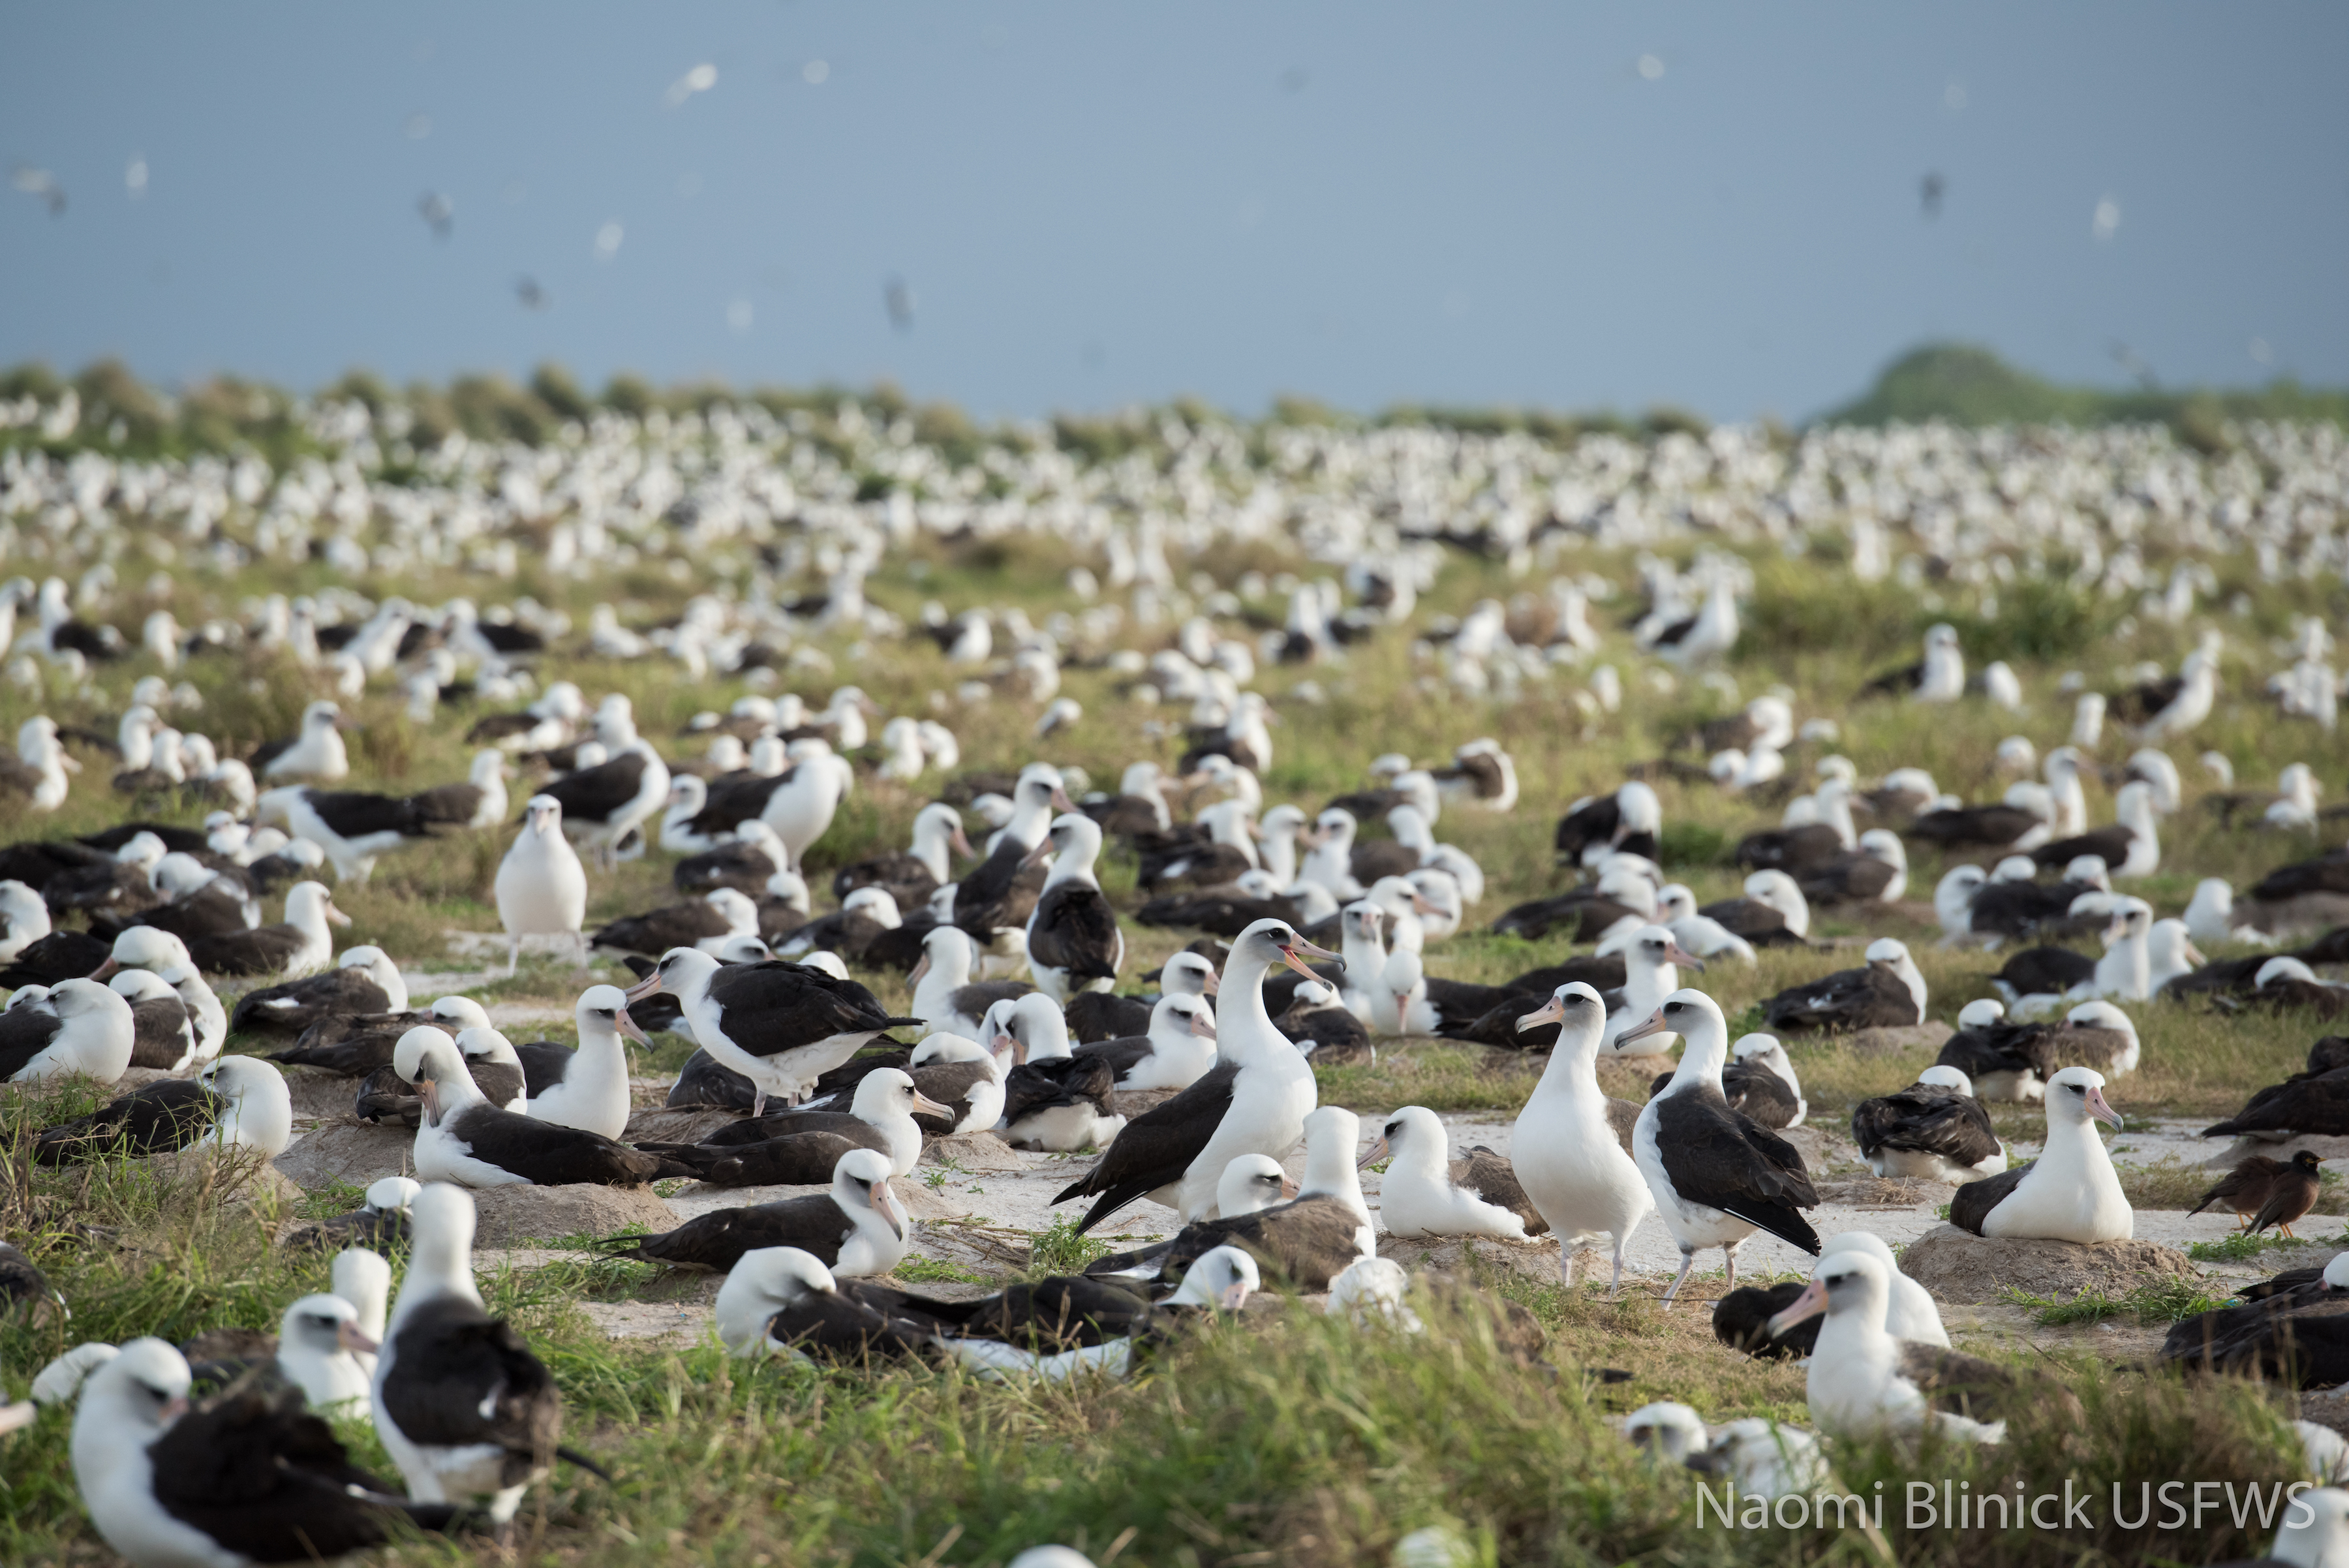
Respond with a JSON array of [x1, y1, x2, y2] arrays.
[[1823, 343, 2349, 448], [5, 343, 2337, 467]]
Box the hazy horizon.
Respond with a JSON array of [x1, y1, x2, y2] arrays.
[[4, 4, 2343, 423]]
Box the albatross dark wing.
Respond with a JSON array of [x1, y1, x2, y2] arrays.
[[1653, 1090, 1820, 1253], [381, 1297, 604, 1483], [1949, 1161, 2034, 1235], [0, 1005, 69, 1081], [1850, 1086, 2001, 1168], [537, 752, 650, 827], [597, 1193, 856, 1272], [1052, 1060, 1238, 1233], [150, 1379, 466, 1558], [1026, 885, 1122, 981]]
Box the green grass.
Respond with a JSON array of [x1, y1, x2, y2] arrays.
[[1997, 1278, 2230, 1327], [1024, 1216, 1112, 1279]]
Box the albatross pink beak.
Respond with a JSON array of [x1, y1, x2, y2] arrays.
[[1613, 1008, 1672, 1049], [1516, 995, 1566, 1033], [1050, 786, 1076, 812], [949, 827, 976, 861], [1663, 942, 1706, 972], [622, 972, 664, 1003], [1219, 1278, 1253, 1312], [1276, 944, 1325, 981], [910, 1092, 957, 1121], [872, 1179, 908, 1238], [1357, 1137, 1389, 1171], [1190, 1009, 1218, 1040], [1766, 1277, 1831, 1338], [615, 1008, 652, 1047], [325, 902, 354, 928], [1200, 967, 1220, 997], [2086, 1085, 2124, 1131], [1020, 838, 1055, 870], [338, 1321, 381, 1357]]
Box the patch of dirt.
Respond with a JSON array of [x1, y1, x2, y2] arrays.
[[1846, 1022, 1956, 1058], [1815, 1175, 1956, 1207], [273, 1118, 415, 1190], [1900, 1223, 2198, 1302], [279, 1069, 361, 1122], [470, 1182, 680, 1246], [624, 1107, 743, 1145], [921, 1131, 1025, 1173]]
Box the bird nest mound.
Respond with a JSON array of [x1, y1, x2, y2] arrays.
[[1899, 1223, 2196, 1302]]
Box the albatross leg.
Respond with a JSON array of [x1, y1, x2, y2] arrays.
[[1722, 1242, 1739, 1296], [750, 1088, 767, 1118], [506, 936, 520, 979], [1557, 1238, 1578, 1288], [1608, 1235, 1629, 1301], [1661, 1249, 1697, 1308]]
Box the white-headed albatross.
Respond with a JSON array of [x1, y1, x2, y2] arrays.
[[396, 1027, 695, 1188], [0, 977, 135, 1084], [1052, 918, 1332, 1232], [1949, 1065, 2130, 1241], [1512, 982, 1654, 1295], [1364, 1103, 1544, 1242], [72, 1338, 463, 1567], [373, 1184, 607, 1539], [1766, 1249, 2015, 1445], [1622, 989, 1820, 1304], [601, 1146, 912, 1276], [521, 984, 647, 1141], [1022, 812, 1124, 1004], [625, 948, 921, 1116]]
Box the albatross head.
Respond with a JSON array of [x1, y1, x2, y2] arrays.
[[1167, 1245, 1259, 1312], [2046, 1066, 2123, 1131], [76, 1338, 192, 1437], [1622, 1402, 1709, 1466], [280, 1292, 378, 1362], [1616, 988, 1727, 1063], [626, 945, 721, 1004], [833, 1147, 905, 1241], [1766, 1248, 1890, 1339], [714, 1246, 836, 1357], [523, 793, 564, 838], [1516, 980, 1606, 1043]]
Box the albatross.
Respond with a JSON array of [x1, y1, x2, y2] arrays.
[[1511, 983, 1652, 1295], [1022, 812, 1124, 1004], [72, 1338, 463, 1568], [625, 949, 920, 1116], [1949, 1066, 2129, 1241], [1622, 989, 1820, 1304], [373, 1184, 606, 1541], [1051, 919, 1332, 1233]]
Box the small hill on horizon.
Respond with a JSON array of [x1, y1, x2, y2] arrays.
[[1821, 342, 2349, 444]]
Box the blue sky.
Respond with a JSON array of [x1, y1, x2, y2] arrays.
[[1, 3, 2342, 422]]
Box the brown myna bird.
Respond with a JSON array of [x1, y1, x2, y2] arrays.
[[2189, 1154, 2284, 1231], [2249, 1150, 2327, 1239]]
